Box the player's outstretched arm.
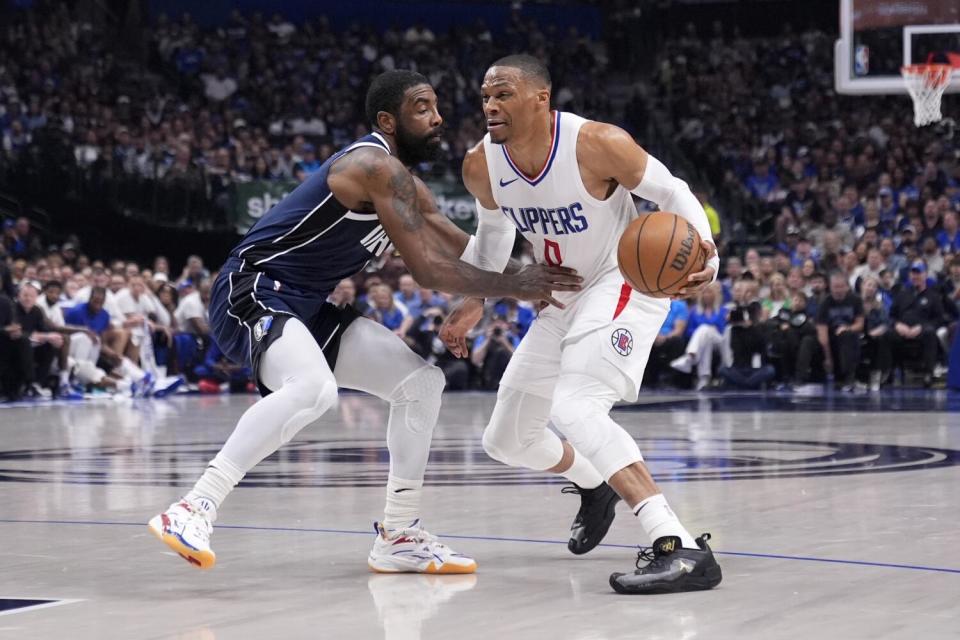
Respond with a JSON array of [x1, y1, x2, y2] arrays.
[[461, 142, 517, 273], [413, 175, 523, 275], [411, 175, 472, 256], [437, 142, 520, 356], [579, 122, 720, 296], [354, 150, 582, 305]]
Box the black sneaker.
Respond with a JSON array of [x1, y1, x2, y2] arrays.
[[562, 482, 621, 555], [609, 533, 722, 594]]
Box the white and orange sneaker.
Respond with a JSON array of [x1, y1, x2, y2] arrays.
[[368, 520, 477, 574], [148, 499, 216, 569]]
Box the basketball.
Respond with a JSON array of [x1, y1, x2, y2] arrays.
[[617, 212, 705, 298]]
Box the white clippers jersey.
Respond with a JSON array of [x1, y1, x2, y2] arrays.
[[483, 111, 637, 303]]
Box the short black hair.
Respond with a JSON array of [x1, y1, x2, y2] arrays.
[[365, 70, 431, 128], [489, 54, 551, 87], [828, 270, 847, 282]]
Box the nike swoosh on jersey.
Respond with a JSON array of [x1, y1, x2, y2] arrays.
[[499, 177, 519, 187]]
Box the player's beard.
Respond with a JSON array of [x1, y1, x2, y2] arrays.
[[487, 125, 508, 145], [395, 124, 443, 166]]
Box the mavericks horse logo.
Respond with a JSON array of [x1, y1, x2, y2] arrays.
[[253, 316, 273, 342]]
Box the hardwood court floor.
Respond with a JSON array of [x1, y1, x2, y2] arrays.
[[0, 391, 958, 639]]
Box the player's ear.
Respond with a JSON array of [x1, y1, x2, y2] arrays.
[[537, 89, 550, 107], [376, 111, 397, 135]]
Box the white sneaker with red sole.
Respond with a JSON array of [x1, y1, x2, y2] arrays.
[[147, 499, 216, 569], [368, 520, 477, 574]]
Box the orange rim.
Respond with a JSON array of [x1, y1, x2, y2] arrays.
[[901, 64, 953, 88]]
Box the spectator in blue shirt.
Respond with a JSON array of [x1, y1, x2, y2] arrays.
[[936, 211, 960, 254], [295, 144, 322, 176], [791, 237, 819, 268], [878, 187, 898, 226], [493, 298, 535, 338], [394, 274, 424, 320], [671, 284, 727, 390], [366, 284, 410, 336], [62, 286, 143, 385], [687, 285, 728, 338], [63, 286, 112, 335], [660, 299, 690, 338], [175, 47, 204, 76], [745, 161, 779, 201], [471, 315, 520, 390]]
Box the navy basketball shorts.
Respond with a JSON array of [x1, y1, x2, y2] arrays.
[[209, 258, 360, 395]]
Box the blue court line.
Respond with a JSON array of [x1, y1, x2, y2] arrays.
[[2, 517, 958, 576]]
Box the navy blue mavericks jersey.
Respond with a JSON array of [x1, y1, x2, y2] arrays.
[[230, 132, 395, 297]]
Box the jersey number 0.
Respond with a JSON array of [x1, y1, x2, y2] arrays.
[[544, 239, 563, 266]]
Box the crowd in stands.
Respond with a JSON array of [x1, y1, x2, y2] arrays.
[[644, 21, 959, 390], [645, 252, 957, 392], [0, 218, 546, 400], [3, 6, 959, 399], [0, 219, 216, 400], [4, 203, 957, 402], [0, 1, 609, 224]]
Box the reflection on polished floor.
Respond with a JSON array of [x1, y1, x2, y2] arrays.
[[1, 391, 958, 640]]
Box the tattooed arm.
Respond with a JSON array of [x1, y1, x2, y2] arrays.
[[414, 175, 524, 275], [328, 148, 579, 304], [411, 175, 469, 256]]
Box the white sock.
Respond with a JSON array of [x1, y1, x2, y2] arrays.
[[632, 493, 697, 548], [185, 455, 245, 522], [58, 368, 70, 386], [383, 475, 422, 530], [562, 449, 603, 489]]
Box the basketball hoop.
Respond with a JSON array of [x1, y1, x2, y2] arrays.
[[901, 63, 953, 127]]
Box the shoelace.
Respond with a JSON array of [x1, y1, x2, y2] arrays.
[[634, 546, 658, 569], [412, 529, 445, 549], [634, 533, 710, 570]]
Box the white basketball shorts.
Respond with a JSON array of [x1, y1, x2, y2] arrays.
[[499, 269, 670, 402]]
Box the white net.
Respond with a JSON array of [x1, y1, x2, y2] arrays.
[[902, 64, 953, 127]]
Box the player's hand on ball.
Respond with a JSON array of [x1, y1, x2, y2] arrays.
[[440, 297, 484, 358], [674, 240, 717, 299], [513, 264, 583, 309]]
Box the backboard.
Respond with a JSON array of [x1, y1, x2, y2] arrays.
[[835, 0, 960, 95]]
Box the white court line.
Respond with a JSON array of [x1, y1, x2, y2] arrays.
[[0, 598, 83, 617]]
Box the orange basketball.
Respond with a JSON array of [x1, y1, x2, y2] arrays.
[[617, 212, 706, 298]]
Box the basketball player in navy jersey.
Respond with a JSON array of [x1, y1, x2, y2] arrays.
[[441, 55, 722, 593], [148, 70, 582, 574]]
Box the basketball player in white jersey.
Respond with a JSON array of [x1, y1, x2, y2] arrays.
[[441, 55, 723, 593]]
